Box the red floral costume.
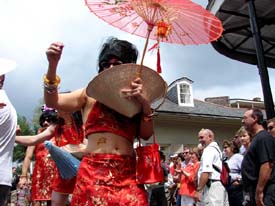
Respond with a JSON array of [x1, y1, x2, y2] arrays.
[[31, 136, 56, 201], [71, 102, 148, 206], [52, 117, 84, 194]]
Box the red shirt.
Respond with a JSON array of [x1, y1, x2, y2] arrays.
[[179, 161, 200, 197]]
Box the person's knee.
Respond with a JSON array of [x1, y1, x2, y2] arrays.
[[51, 191, 68, 206], [32, 201, 42, 206]]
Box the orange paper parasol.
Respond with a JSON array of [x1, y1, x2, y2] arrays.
[[85, 0, 223, 73]]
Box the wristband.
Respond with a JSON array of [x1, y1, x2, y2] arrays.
[[43, 74, 61, 86], [142, 112, 154, 122]]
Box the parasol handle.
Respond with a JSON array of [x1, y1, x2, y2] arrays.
[[138, 5, 158, 77], [139, 26, 153, 77]]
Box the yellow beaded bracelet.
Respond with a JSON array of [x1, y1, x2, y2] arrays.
[[43, 74, 61, 86]]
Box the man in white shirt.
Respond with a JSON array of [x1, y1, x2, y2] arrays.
[[194, 128, 229, 206], [0, 58, 17, 205]]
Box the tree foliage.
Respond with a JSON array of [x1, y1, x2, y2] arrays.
[[32, 98, 44, 133], [13, 115, 34, 162], [13, 100, 45, 162]]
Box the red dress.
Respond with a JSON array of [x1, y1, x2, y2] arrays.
[[51, 117, 84, 194], [71, 102, 148, 206], [31, 138, 56, 201]]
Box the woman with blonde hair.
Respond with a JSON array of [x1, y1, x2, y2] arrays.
[[235, 126, 252, 155]]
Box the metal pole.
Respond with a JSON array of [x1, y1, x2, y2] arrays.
[[247, 0, 275, 119]]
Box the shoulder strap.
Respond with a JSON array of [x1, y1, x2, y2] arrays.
[[209, 145, 222, 173], [209, 145, 222, 159]]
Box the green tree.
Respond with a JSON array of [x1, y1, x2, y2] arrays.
[[13, 115, 34, 162], [32, 98, 44, 133], [18, 115, 34, 135]]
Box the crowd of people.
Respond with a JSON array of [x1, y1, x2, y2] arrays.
[[1, 37, 275, 206]]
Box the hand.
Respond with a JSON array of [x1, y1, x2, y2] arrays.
[[18, 177, 27, 189], [232, 180, 240, 186], [256, 191, 264, 206], [46, 42, 64, 67], [0, 102, 6, 109], [194, 191, 201, 202], [120, 77, 149, 106], [175, 169, 182, 173]]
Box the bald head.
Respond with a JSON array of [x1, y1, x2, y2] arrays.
[[198, 128, 215, 146]]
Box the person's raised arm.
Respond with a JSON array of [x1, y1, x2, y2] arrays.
[[18, 146, 35, 188], [44, 42, 87, 111], [16, 124, 56, 146]]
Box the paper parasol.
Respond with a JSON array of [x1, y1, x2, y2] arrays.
[[85, 0, 224, 73], [44, 141, 80, 179]]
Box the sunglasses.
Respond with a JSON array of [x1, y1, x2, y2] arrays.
[[100, 60, 123, 69], [268, 126, 274, 131], [43, 117, 53, 123], [223, 146, 229, 149]]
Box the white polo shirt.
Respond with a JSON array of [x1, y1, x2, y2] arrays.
[[0, 90, 17, 186], [198, 141, 222, 180]]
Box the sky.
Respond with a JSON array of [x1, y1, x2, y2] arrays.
[[1, 0, 275, 121]]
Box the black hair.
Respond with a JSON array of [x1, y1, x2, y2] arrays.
[[39, 110, 58, 127], [56, 110, 83, 137], [250, 108, 264, 125], [98, 37, 138, 73], [72, 110, 83, 135], [159, 151, 166, 161], [178, 153, 185, 161]]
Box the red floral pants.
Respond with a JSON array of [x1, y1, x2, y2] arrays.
[[71, 153, 148, 206]]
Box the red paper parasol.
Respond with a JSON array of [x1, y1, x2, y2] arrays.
[[85, 0, 223, 73]]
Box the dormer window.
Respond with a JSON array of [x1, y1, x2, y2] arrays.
[[166, 77, 194, 107], [177, 80, 194, 107]]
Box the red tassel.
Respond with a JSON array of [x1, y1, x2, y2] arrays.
[[157, 47, 162, 73], [148, 42, 159, 52]]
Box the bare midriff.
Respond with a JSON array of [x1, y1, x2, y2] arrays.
[[84, 132, 135, 156]]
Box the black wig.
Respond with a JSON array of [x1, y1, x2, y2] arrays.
[[39, 110, 58, 127], [98, 37, 138, 73]]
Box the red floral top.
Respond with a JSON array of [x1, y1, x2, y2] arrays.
[[54, 117, 85, 147], [85, 102, 139, 143]]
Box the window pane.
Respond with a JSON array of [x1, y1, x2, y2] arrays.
[[180, 84, 190, 93], [178, 83, 192, 105]]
